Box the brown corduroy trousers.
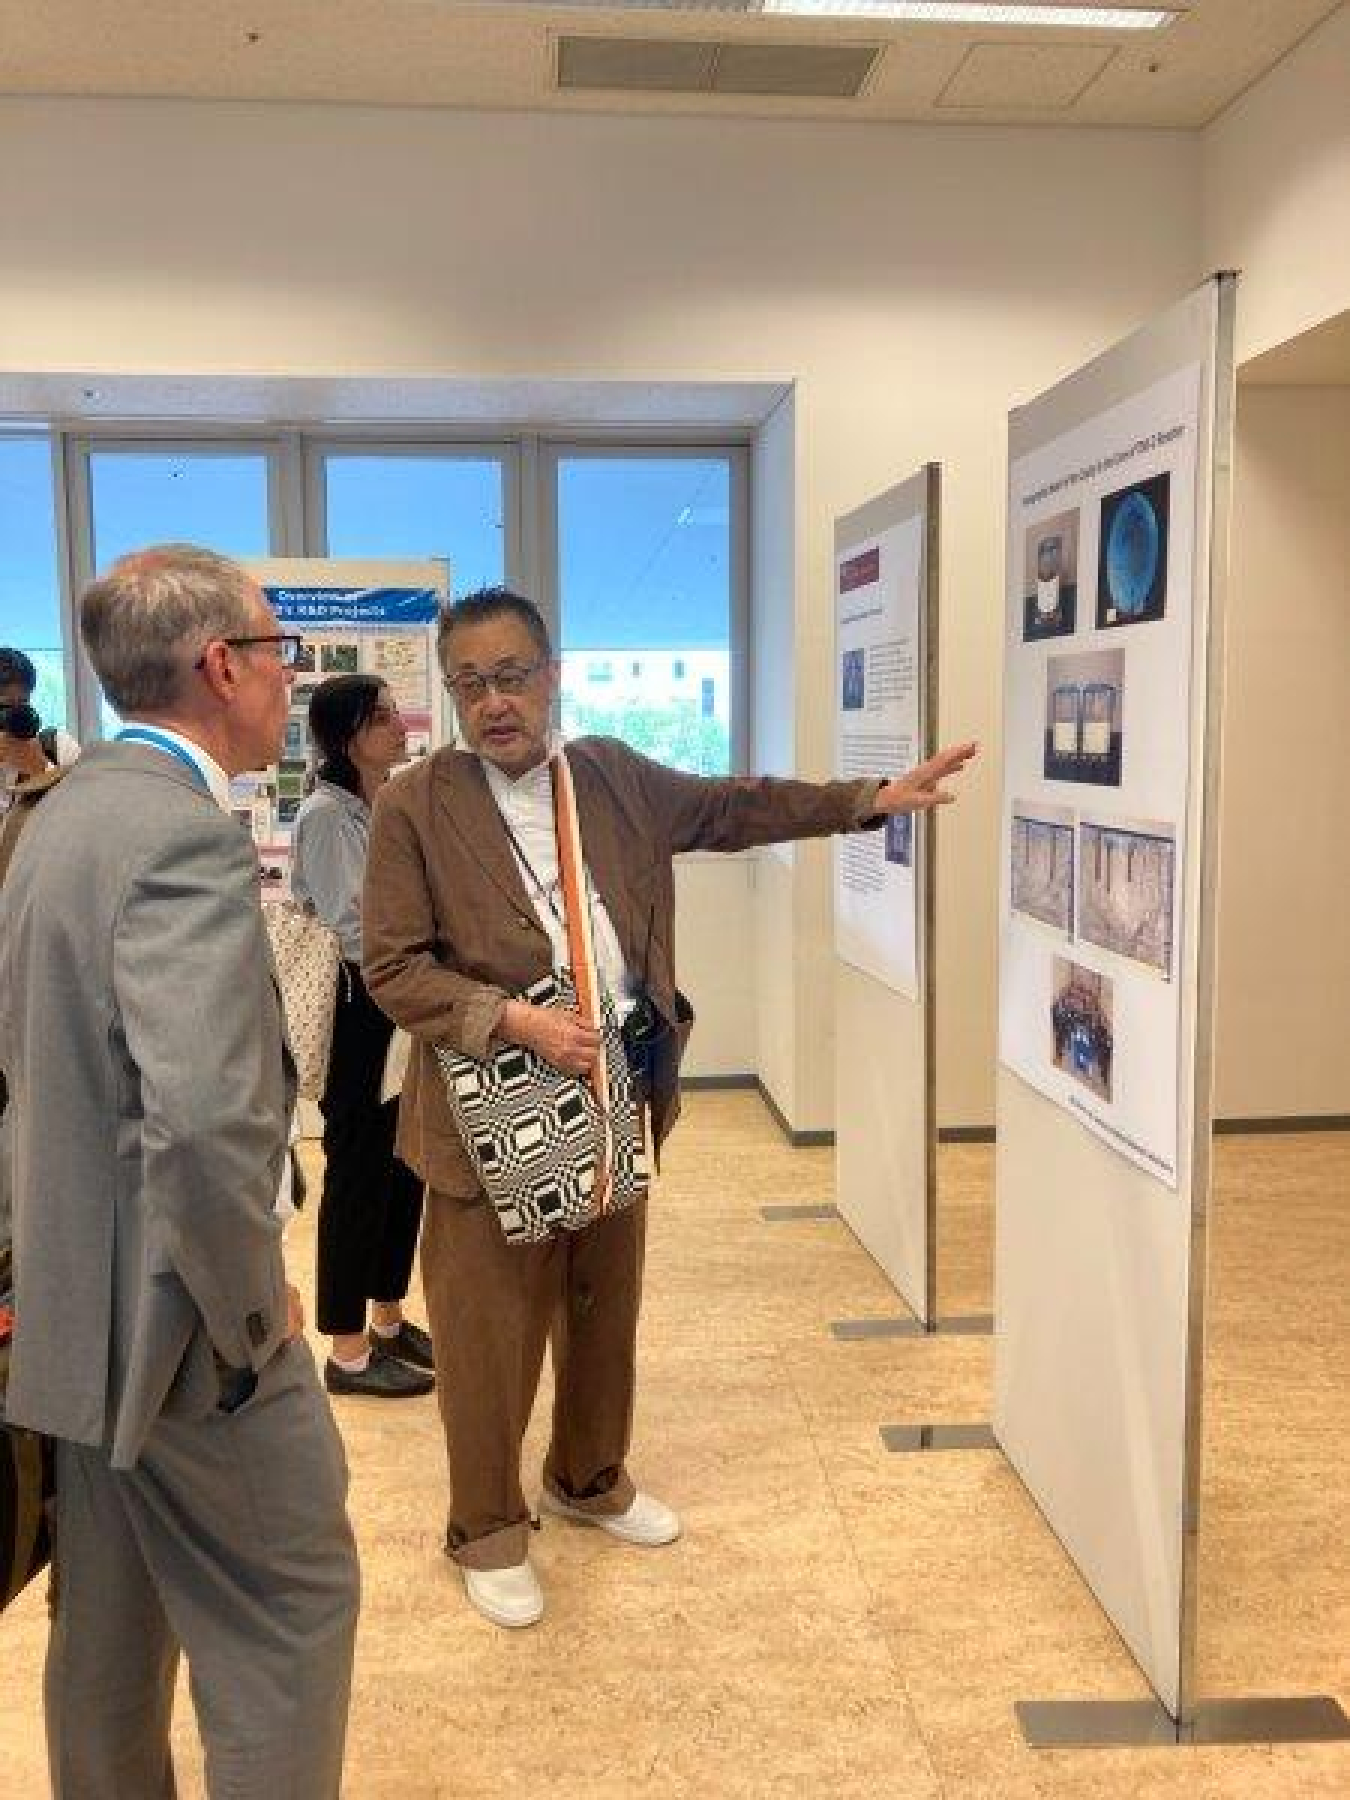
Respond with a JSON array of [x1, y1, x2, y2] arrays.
[[421, 1189, 647, 1570]]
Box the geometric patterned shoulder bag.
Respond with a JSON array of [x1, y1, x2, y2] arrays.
[[434, 750, 649, 1245]]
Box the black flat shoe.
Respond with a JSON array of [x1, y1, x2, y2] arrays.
[[371, 1321, 436, 1372], [324, 1354, 434, 1399]]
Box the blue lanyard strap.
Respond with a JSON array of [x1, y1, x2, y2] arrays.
[[115, 727, 211, 791]]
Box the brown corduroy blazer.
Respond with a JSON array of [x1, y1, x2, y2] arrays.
[[362, 736, 880, 1197]]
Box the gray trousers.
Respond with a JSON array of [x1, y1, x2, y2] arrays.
[[46, 1339, 360, 1800]]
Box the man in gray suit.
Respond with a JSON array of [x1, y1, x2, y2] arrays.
[[0, 546, 360, 1798]]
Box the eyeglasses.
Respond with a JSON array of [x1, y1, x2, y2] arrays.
[[195, 633, 305, 671], [444, 660, 546, 703]]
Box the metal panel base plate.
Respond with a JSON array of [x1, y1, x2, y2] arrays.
[[881, 1422, 998, 1452], [832, 1314, 993, 1339], [1017, 1696, 1350, 1749], [759, 1203, 838, 1222]]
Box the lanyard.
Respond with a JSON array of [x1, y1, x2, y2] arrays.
[[115, 727, 211, 792], [500, 812, 565, 926]]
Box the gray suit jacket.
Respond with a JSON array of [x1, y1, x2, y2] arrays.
[[0, 741, 294, 1467]]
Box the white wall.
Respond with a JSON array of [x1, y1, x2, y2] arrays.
[[1215, 384, 1350, 1119], [1202, 4, 1350, 364], [0, 98, 1204, 1127]]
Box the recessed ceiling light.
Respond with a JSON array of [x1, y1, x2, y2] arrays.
[[764, 4, 1176, 24], [555, 3, 1178, 27]]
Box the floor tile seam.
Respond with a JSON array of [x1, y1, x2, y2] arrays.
[[775, 1337, 950, 1800]]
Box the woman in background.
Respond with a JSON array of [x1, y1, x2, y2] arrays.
[[292, 674, 434, 1399]]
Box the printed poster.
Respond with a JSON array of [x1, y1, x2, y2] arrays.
[[238, 584, 441, 888], [834, 514, 924, 999], [999, 363, 1202, 1186]]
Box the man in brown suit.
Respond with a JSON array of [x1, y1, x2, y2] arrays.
[[363, 587, 975, 1628]]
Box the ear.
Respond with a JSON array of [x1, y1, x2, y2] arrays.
[[195, 639, 238, 704]]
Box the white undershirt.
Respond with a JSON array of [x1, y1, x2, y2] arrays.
[[481, 748, 637, 1020]]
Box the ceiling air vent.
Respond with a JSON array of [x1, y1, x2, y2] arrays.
[[556, 35, 881, 98]]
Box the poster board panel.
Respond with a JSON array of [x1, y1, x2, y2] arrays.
[[243, 558, 448, 888], [994, 279, 1232, 1718], [833, 467, 936, 1322]]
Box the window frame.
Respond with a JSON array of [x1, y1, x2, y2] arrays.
[[40, 425, 749, 759]]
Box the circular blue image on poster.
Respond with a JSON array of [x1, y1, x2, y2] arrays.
[[1105, 490, 1161, 617]]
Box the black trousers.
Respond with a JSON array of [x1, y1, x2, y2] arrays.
[[316, 963, 424, 1337]]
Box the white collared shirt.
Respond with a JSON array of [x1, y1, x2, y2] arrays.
[[481, 745, 637, 1019]]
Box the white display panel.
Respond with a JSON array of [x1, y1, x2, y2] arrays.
[[834, 513, 923, 999], [994, 279, 1235, 1720], [833, 469, 937, 1322], [999, 365, 1201, 1187]]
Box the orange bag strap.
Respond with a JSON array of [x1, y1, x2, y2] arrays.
[[551, 750, 613, 1214]]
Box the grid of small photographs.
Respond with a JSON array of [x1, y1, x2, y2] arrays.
[[233, 626, 435, 865], [1011, 803, 1175, 985], [1016, 467, 1178, 1097]]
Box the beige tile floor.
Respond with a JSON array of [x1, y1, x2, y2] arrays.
[[3, 1094, 1346, 1797]]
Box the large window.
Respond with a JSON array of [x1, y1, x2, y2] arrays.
[[553, 451, 741, 775], [0, 435, 65, 726], [319, 450, 508, 595], [26, 429, 747, 754]]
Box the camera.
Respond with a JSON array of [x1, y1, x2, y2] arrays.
[[0, 702, 41, 740], [619, 989, 694, 1104], [620, 991, 669, 1100]]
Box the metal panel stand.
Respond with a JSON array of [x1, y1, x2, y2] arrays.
[[831, 1314, 992, 1339], [880, 1422, 998, 1452], [1017, 1695, 1350, 1749], [759, 1203, 838, 1222]]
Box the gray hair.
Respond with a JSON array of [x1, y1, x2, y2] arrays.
[[80, 545, 259, 713]]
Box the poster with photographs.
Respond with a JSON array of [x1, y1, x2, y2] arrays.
[[236, 582, 443, 890], [833, 514, 923, 998], [999, 362, 1201, 1187]]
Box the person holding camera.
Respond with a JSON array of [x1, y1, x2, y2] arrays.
[[362, 586, 977, 1631], [0, 647, 79, 820]]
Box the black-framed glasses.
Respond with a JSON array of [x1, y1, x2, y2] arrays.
[[195, 633, 305, 671], [444, 659, 546, 704]]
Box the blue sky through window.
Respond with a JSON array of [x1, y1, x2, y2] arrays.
[[559, 457, 731, 652], [1, 435, 66, 724], [89, 451, 271, 570], [324, 456, 505, 595]]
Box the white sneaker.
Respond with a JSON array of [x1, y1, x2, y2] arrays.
[[461, 1560, 544, 1629], [542, 1488, 681, 1547]]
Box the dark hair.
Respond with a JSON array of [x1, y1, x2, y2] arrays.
[[0, 648, 39, 696], [306, 674, 384, 797], [437, 586, 552, 669]]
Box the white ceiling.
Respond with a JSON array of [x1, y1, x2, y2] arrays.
[[0, 0, 1341, 128]]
